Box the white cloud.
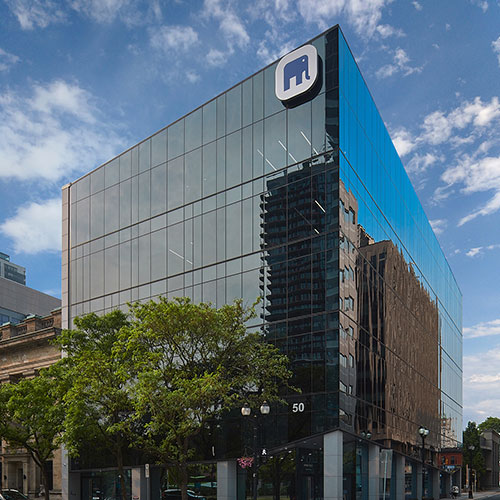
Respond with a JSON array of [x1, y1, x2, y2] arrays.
[[0, 80, 124, 182], [4, 0, 66, 29], [463, 345, 500, 423], [0, 48, 20, 72], [150, 25, 199, 53], [203, 0, 249, 49], [394, 95, 500, 223], [469, 0, 489, 12], [406, 152, 439, 173], [375, 24, 404, 38], [464, 319, 500, 338], [412, 1, 422, 10], [429, 218, 446, 235], [6, 0, 156, 28], [69, 0, 133, 24], [0, 198, 61, 254], [465, 243, 500, 257], [466, 247, 482, 257], [185, 70, 200, 83], [492, 36, 500, 66], [206, 48, 228, 67], [376, 48, 422, 79], [391, 128, 418, 157], [442, 155, 500, 225], [420, 97, 500, 145], [256, 37, 296, 64], [297, 0, 399, 39], [30, 80, 96, 123]]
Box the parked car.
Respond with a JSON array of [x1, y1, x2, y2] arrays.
[[0, 490, 29, 500], [162, 489, 206, 500]]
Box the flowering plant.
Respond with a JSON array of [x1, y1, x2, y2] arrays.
[[237, 456, 254, 469]]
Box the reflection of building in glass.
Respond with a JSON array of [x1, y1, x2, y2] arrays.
[[356, 234, 440, 449], [62, 25, 462, 500]]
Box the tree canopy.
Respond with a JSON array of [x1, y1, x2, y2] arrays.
[[0, 369, 66, 500], [478, 416, 500, 434], [120, 297, 293, 500], [54, 309, 134, 500], [462, 421, 486, 486]]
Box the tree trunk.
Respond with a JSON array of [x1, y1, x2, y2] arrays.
[[180, 439, 189, 500], [179, 460, 189, 500], [40, 463, 50, 500], [116, 447, 128, 500]]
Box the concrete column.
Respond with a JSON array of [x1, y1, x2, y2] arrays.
[[217, 460, 236, 500], [392, 454, 405, 500], [324, 430, 343, 500], [368, 443, 380, 500], [22, 461, 28, 495], [415, 463, 423, 500], [432, 468, 440, 500], [132, 467, 147, 500]]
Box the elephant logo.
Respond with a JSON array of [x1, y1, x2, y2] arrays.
[[275, 44, 318, 102], [284, 55, 310, 91]]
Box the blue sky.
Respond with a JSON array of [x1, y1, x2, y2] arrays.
[[1, 0, 499, 428]]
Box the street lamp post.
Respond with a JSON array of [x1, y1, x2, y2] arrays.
[[467, 445, 475, 499], [241, 401, 270, 500], [419, 427, 430, 499]]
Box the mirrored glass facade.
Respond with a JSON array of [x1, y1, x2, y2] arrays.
[[63, 25, 462, 498]]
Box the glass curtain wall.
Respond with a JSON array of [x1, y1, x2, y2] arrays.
[[66, 24, 462, 499]]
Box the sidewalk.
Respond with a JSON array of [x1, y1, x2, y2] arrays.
[[461, 490, 500, 498]]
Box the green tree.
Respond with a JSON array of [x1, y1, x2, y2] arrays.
[[478, 416, 500, 434], [0, 370, 66, 500], [54, 310, 134, 500], [121, 297, 293, 500], [462, 421, 486, 488]]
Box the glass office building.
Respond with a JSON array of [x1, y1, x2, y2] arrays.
[[62, 25, 462, 500]]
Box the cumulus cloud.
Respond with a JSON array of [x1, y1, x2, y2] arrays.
[[463, 345, 500, 423], [376, 48, 422, 79], [412, 1, 422, 10], [0, 79, 124, 182], [203, 0, 249, 49], [4, 0, 66, 29], [150, 25, 199, 53], [406, 152, 440, 173], [389, 95, 500, 224], [297, 0, 399, 39], [422, 97, 500, 145], [185, 70, 200, 83], [206, 48, 228, 67], [492, 35, 500, 66], [6, 0, 160, 28], [442, 155, 500, 225], [257, 37, 296, 64], [391, 128, 418, 157], [465, 243, 500, 258], [469, 0, 489, 12], [429, 219, 446, 235], [0, 198, 62, 254], [0, 48, 20, 72]]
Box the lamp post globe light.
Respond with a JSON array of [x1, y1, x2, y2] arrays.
[[419, 427, 429, 499], [467, 444, 475, 499], [241, 401, 271, 500]]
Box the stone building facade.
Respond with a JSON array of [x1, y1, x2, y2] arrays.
[[0, 308, 62, 499]]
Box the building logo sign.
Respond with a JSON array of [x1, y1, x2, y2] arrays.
[[275, 44, 318, 102]]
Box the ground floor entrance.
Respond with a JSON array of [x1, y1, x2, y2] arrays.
[[67, 430, 451, 500]]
